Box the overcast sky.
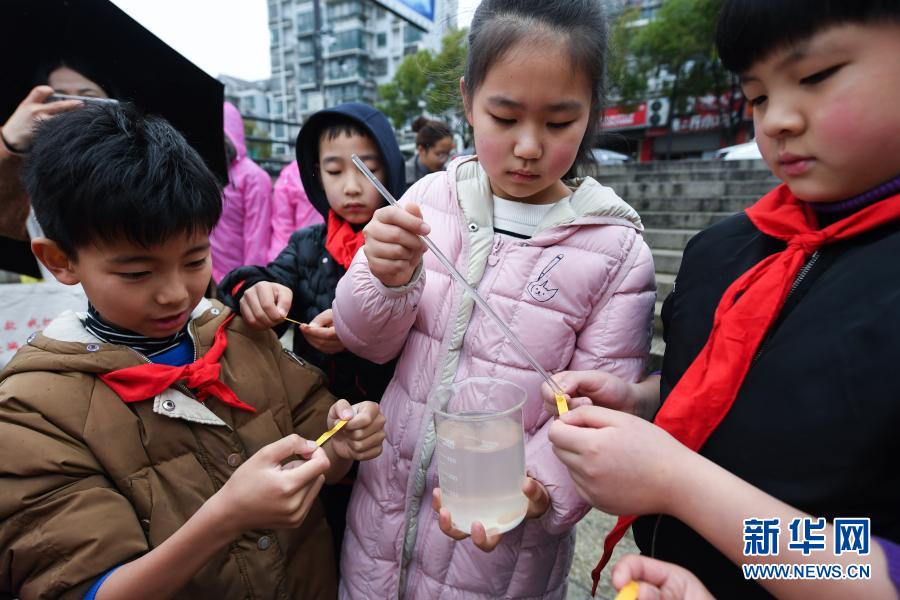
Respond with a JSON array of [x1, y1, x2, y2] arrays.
[[110, 0, 479, 81]]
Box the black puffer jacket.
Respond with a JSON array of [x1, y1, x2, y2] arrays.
[[219, 224, 396, 405], [219, 103, 405, 405], [634, 210, 900, 599]]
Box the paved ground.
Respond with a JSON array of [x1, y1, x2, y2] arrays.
[[567, 510, 640, 600]]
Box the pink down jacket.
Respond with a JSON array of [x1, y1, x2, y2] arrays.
[[333, 156, 656, 599], [210, 102, 273, 282], [268, 160, 323, 261]]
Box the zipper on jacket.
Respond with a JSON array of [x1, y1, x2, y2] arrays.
[[751, 250, 820, 365]]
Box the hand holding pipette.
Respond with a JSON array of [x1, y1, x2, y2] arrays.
[[362, 199, 430, 288], [351, 154, 570, 411]]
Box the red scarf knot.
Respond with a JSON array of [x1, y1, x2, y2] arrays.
[[790, 230, 828, 254], [98, 314, 256, 413], [325, 209, 367, 270], [589, 184, 900, 595]]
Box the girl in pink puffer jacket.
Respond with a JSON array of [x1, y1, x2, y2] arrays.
[[332, 1, 656, 597]]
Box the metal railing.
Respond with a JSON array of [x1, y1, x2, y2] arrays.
[[241, 115, 302, 175]]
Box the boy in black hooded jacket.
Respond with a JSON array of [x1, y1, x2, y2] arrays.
[[219, 103, 404, 567]]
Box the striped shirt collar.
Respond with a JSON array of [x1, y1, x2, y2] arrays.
[[82, 304, 189, 357]]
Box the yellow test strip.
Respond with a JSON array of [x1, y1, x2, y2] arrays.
[[555, 393, 569, 415], [315, 419, 348, 446], [284, 317, 307, 327], [614, 581, 639, 600]]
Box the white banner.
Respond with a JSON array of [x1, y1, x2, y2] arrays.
[[0, 282, 87, 369]]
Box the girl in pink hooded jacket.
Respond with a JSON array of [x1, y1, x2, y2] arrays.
[[209, 102, 273, 282], [332, 1, 656, 598], [268, 160, 323, 260]]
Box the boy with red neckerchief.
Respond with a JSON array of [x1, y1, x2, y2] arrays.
[[0, 103, 386, 599], [543, 1, 900, 599], [217, 102, 404, 568]]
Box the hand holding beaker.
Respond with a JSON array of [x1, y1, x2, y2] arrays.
[[432, 477, 550, 552]]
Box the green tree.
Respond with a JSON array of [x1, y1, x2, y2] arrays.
[[425, 28, 468, 116], [377, 49, 433, 130], [376, 28, 468, 138], [608, 0, 745, 144], [244, 121, 272, 160]]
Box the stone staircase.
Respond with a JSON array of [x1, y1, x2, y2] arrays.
[[589, 159, 781, 371]]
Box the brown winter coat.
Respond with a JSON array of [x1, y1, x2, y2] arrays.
[[0, 299, 338, 599]]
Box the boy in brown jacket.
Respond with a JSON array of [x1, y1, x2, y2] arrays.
[[0, 103, 386, 599]]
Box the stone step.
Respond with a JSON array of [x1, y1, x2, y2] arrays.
[[629, 195, 754, 213], [598, 169, 779, 184], [649, 334, 665, 373], [652, 248, 683, 275], [592, 158, 771, 175], [656, 272, 675, 304], [654, 300, 664, 334], [641, 210, 734, 230], [643, 228, 698, 251], [616, 180, 774, 200]]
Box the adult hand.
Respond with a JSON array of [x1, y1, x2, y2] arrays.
[[432, 477, 550, 552], [363, 202, 429, 287], [300, 309, 346, 354], [611, 554, 714, 600], [239, 281, 293, 329], [1, 86, 82, 152], [548, 406, 696, 517]]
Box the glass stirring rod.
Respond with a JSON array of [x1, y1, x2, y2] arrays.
[[350, 154, 570, 414]]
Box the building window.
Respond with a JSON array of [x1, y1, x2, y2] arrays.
[[377, 32, 387, 47], [327, 1, 362, 20], [297, 37, 315, 55], [371, 58, 388, 77], [299, 64, 317, 84], [332, 29, 364, 52], [404, 25, 424, 44], [296, 10, 314, 34], [327, 57, 353, 79], [326, 83, 363, 106]]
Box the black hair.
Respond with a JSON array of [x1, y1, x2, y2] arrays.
[[319, 115, 373, 145], [463, 0, 609, 178], [717, 0, 900, 74], [24, 102, 222, 258], [412, 116, 452, 149]]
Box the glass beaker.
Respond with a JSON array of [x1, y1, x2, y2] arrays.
[[430, 377, 528, 535]]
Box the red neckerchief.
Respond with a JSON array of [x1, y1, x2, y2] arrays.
[[324, 209, 365, 270], [591, 185, 900, 594], [98, 314, 255, 413]]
